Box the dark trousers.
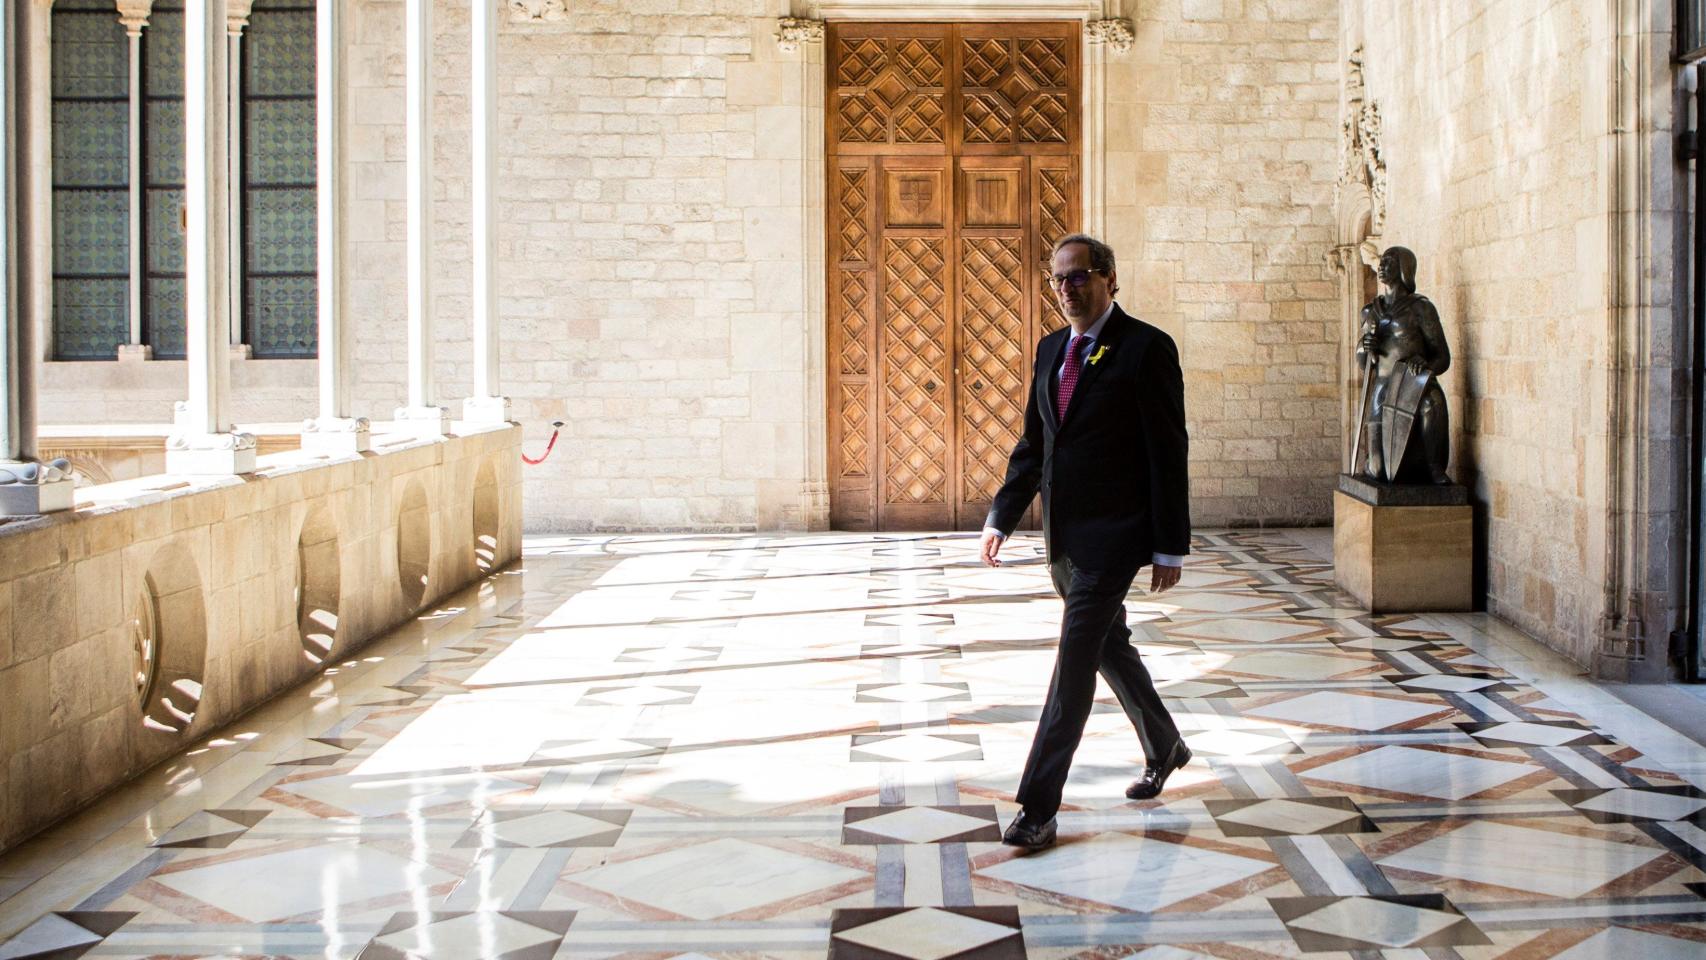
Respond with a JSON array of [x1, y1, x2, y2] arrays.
[[1013, 555, 1182, 819]]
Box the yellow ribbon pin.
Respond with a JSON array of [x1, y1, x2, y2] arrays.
[[1088, 344, 1109, 366]]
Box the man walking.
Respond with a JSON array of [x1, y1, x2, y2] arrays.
[[981, 233, 1193, 851]]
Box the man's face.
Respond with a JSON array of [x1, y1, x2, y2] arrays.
[[1050, 243, 1114, 325], [1377, 251, 1398, 285]]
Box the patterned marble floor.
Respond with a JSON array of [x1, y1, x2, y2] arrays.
[[3, 530, 1706, 959]]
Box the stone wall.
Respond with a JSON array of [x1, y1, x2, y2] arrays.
[[35, 0, 1344, 532], [1340, 0, 1685, 664], [0, 425, 522, 853]]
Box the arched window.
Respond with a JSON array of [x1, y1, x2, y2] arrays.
[[51, 0, 130, 360], [242, 0, 317, 358]]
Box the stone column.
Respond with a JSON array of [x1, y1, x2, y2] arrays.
[[462, 0, 508, 423], [226, 0, 251, 356], [1, 0, 71, 514], [301, 0, 368, 453], [394, 0, 448, 435], [165, 0, 255, 474], [116, 1, 153, 361]]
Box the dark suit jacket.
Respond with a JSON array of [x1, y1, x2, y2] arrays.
[[984, 305, 1191, 571]]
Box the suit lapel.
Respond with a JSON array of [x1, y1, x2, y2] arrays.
[[1057, 307, 1128, 432], [1039, 329, 1068, 434]]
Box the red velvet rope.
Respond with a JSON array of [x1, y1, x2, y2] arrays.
[[522, 423, 562, 465]]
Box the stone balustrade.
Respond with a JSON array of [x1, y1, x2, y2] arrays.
[[0, 424, 521, 853]]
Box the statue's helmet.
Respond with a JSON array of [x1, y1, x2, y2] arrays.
[[1383, 246, 1418, 295]]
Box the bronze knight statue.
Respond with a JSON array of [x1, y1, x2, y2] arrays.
[[1353, 246, 1451, 484]]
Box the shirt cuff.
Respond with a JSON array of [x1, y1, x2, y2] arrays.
[[982, 526, 1006, 539], [1152, 552, 1185, 568]]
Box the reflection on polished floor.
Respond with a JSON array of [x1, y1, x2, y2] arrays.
[[3, 530, 1706, 958]]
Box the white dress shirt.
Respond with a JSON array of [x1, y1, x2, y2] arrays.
[[986, 301, 1186, 569]]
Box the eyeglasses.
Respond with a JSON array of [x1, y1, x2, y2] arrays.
[[1046, 268, 1102, 290]]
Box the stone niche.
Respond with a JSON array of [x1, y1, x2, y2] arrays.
[[1334, 475, 1472, 613]]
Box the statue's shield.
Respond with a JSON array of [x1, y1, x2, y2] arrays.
[[1380, 365, 1432, 482]]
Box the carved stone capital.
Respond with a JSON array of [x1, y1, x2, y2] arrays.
[[116, 0, 154, 36], [227, 0, 254, 35], [775, 17, 824, 53], [508, 0, 569, 23], [1086, 18, 1135, 54], [302, 415, 372, 434], [166, 430, 259, 452]]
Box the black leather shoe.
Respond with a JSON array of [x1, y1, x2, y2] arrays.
[[1125, 741, 1192, 800], [1001, 811, 1057, 851]]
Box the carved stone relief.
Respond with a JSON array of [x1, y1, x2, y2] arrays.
[[508, 0, 569, 23], [1338, 46, 1387, 235], [1085, 18, 1135, 54], [776, 18, 825, 53]]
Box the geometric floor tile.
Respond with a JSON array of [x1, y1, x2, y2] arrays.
[[453, 809, 631, 848], [1457, 720, 1612, 748], [1334, 636, 1439, 652], [862, 641, 962, 659], [1388, 673, 1512, 694], [150, 843, 460, 921], [273, 771, 533, 817], [270, 737, 365, 766], [1204, 796, 1377, 837], [850, 732, 983, 763], [0, 913, 135, 960], [866, 612, 957, 628], [616, 646, 720, 662], [978, 833, 1274, 912], [1182, 727, 1301, 758], [829, 906, 1024, 959], [841, 805, 1001, 844], [566, 837, 865, 920], [856, 682, 971, 703], [1270, 894, 1490, 951], [1303, 745, 1535, 800], [671, 588, 755, 602], [578, 685, 698, 706], [149, 809, 270, 848], [1377, 820, 1668, 897], [1152, 678, 1246, 699], [1243, 690, 1446, 731], [1214, 651, 1374, 682], [1550, 926, 1706, 960], [1553, 785, 1706, 823], [356, 911, 576, 960], [529, 738, 671, 765]]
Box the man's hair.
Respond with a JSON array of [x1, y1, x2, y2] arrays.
[[1052, 233, 1115, 275]]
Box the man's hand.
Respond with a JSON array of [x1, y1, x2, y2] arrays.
[[980, 530, 1005, 567], [1150, 562, 1182, 593]]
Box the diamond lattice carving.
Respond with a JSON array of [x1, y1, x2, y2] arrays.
[[1019, 94, 1068, 143], [840, 272, 870, 376], [1017, 38, 1068, 87], [838, 168, 869, 262], [961, 38, 1009, 87], [959, 238, 1026, 503], [897, 38, 945, 87], [840, 383, 870, 478], [838, 37, 886, 88], [1036, 167, 1073, 334], [882, 238, 949, 505], [840, 94, 887, 143], [894, 96, 945, 144], [963, 95, 1010, 144]]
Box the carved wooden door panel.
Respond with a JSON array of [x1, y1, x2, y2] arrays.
[[828, 22, 1080, 531]]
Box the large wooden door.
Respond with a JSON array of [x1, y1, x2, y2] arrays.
[[827, 22, 1081, 531]]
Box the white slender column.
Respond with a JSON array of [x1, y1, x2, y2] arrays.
[[226, 1, 250, 356], [116, 1, 153, 361], [463, 0, 508, 423], [1, 0, 71, 514], [302, 0, 368, 453], [394, 0, 447, 435], [166, 0, 255, 474]]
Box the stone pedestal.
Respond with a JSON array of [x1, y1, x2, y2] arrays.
[[1334, 475, 1472, 612]]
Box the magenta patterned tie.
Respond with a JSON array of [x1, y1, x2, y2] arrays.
[[1056, 335, 1086, 421]]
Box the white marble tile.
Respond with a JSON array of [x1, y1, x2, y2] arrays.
[[152, 844, 459, 921], [978, 832, 1270, 911], [1574, 788, 1706, 821], [1551, 925, 1706, 960], [567, 837, 864, 920], [1288, 897, 1464, 947], [1377, 820, 1665, 897], [852, 808, 991, 844], [1216, 799, 1360, 835], [374, 913, 560, 959], [833, 908, 1013, 959], [1245, 691, 1445, 731], [1304, 745, 1534, 800]]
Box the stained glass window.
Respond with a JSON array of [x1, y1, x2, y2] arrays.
[[143, 3, 186, 358], [51, 0, 130, 360], [243, 0, 317, 358]]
